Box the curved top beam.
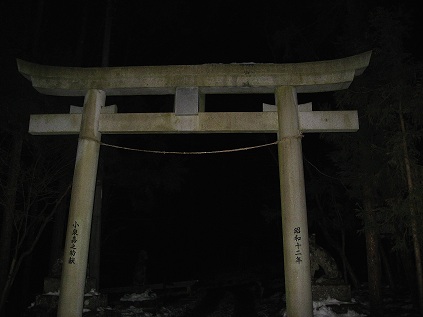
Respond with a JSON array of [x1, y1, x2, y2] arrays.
[[17, 51, 371, 97]]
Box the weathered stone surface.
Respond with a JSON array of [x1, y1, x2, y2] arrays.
[[29, 111, 359, 135], [19, 51, 371, 317], [174, 87, 199, 115], [17, 51, 371, 96], [309, 235, 352, 302], [57, 90, 104, 317], [309, 235, 341, 281]]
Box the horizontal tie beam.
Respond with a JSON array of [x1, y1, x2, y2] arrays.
[[29, 111, 358, 135]]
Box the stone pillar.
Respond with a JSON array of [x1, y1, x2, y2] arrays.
[[276, 86, 313, 317], [58, 89, 105, 317]]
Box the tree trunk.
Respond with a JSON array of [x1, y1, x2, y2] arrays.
[[18, 249, 33, 314], [380, 242, 396, 292], [0, 133, 23, 315], [319, 223, 360, 289], [363, 182, 383, 316], [393, 219, 417, 293], [398, 102, 423, 315], [341, 231, 348, 284], [400, 248, 419, 304]]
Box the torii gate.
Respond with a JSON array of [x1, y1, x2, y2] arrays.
[[17, 51, 371, 317]]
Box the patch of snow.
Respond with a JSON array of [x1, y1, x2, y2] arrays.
[[44, 290, 60, 296], [313, 303, 366, 317], [313, 297, 349, 307], [120, 289, 157, 302], [120, 306, 147, 317], [281, 298, 366, 317], [97, 306, 113, 312], [313, 303, 338, 317], [84, 288, 99, 296], [341, 310, 367, 317]]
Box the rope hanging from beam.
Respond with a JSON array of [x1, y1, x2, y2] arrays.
[[79, 134, 303, 155]]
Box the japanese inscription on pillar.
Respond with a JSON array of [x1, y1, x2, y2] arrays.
[[68, 221, 79, 264], [294, 226, 302, 264]]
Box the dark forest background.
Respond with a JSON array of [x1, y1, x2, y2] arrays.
[[0, 0, 423, 316]]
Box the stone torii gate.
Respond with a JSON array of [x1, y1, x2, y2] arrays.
[[17, 51, 371, 317]]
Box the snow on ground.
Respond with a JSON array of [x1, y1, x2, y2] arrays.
[[278, 297, 366, 317], [108, 300, 365, 317], [103, 289, 368, 317], [98, 287, 421, 317], [26, 284, 420, 316], [312, 298, 366, 317], [120, 290, 158, 302]]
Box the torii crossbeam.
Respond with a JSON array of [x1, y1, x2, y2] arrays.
[[17, 51, 371, 317]]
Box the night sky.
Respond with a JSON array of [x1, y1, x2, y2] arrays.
[[1, 0, 422, 303]]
